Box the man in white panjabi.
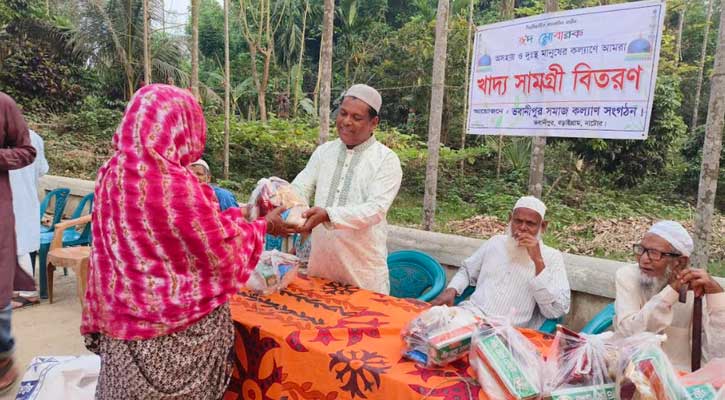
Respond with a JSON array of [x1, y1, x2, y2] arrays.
[[614, 220, 725, 371], [10, 129, 48, 305], [430, 196, 571, 329], [291, 84, 402, 294]]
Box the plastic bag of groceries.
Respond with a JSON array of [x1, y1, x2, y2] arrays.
[[401, 305, 480, 367], [469, 316, 545, 400], [247, 177, 308, 226], [616, 332, 693, 400], [681, 358, 725, 399], [244, 250, 300, 295], [544, 325, 618, 400]]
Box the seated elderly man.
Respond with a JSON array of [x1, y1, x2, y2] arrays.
[[431, 196, 571, 329], [615, 220, 725, 371], [188, 159, 239, 212]]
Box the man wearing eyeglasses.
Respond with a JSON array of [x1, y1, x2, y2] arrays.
[[614, 220, 725, 371]]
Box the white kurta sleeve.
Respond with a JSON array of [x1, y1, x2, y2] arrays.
[[448, 242, 489, 295], [703, 292, 725, 362], [291, 146, 322, 204], [528, 249, 571, 319], [614, 268, 679, 336], [33, 132, 49, 178], [325, 152, 402, 230]]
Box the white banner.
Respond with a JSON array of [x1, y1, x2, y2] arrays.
[[466, 0, 665, 139]]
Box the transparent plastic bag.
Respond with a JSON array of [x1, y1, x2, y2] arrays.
[[244, 250, 300, 295], [401, 305, 480, 367], [544, 326, 618, 400], [616, 333, 693, 400], [469, 316, 545, 400], [247, 177, 308, 225]]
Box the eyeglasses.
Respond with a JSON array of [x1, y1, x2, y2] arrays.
[[632, 244, 681, 261]]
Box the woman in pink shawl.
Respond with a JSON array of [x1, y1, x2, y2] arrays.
[[82, 84, 291, 399]]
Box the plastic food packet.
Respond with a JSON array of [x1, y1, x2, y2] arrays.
[[616, 333, 693, 400], [680, 358, 725, 390], [469, 316, 545, 400], [244, 250, 300, 295], [401, 305, 480, 367], [247, 177, 309, 226], [544, 325, 617, 400]]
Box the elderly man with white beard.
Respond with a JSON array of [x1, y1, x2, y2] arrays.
[[430, 196, 571, 329], [614, 220, 725, 371]]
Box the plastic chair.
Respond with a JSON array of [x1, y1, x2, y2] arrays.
[[38, 193, 94, 298], [387, 250, 446, 302], [46, 215, 92, 305], [39, 188, 70, 234], [452, 284, 561, 334], [580, 303, 615, 334]]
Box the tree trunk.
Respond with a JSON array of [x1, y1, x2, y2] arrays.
[[127, 0, 134, 98], [292, 0, 309, 117], [422, 0, 450, 231], [691, 4, 725, 270], [527, 0, 557, 198], [223, 0, 231, 179], [191, 0, 200, 99], [675, 7, 686, 68], [497, 0, 515, 178], [460, 0, 475, 172], [691, 0, 714, 134], [318, 0, 335, 144], [143, 0, 151, 84]]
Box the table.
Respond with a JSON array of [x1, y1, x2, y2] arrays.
[[223, 275, 552, 400]]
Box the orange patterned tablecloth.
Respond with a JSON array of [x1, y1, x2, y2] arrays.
[[223, 275, 552, 400]]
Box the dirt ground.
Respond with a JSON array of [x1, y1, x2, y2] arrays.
[[2, 271, 91, 399]]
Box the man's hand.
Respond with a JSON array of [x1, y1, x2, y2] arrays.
[[430, 288, 457, 306], [676, 268, 724, 298], [265, 207, 297, 237], [298, 207, 330, 233], [513, 232, 545, 273]]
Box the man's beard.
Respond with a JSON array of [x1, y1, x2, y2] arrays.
[[504, 223, 542, 264], [639, 267, 673, 301]]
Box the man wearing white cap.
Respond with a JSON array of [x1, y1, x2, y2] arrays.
[[431, 196, 571, 329], [291, 84, 402, 294], [614, 220, 725, 371], [188, 159, 240, 212]]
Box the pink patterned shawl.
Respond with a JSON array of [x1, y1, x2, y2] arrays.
[[81, 84, 266, 340]]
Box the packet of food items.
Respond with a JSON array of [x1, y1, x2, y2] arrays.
[[401, 306, 480, 367], [247, 177, 309, 226], [680, 358, 725, 390], [544, 325, 617, 400], [244, 251, 300, 295], [469, 317, 545, 400], [616, 333, 693, 400], [685, 383, 719, 400]]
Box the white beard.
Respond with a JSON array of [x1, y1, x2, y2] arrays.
[[505, 223, 543, 264], [639, 268, 672, 301]]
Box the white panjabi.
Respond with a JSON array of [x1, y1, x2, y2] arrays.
[[291, 135, 402, 294]]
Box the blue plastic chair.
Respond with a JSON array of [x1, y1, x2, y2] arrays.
[[39, 188, 70, 234], [37, 193, 94, 298], [452, 284, 561, 334], [580, 303, 615, 334], [387, 250, 446, 302]]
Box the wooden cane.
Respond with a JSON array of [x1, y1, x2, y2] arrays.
[[692, 295, 703, 371]]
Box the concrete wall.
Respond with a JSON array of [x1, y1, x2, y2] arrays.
[[40, 175, 724, 331]]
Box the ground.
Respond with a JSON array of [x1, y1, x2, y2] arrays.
[[2, 272, 90, 399]]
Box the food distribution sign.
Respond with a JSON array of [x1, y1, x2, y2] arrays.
[[466, 0, 665, 139]]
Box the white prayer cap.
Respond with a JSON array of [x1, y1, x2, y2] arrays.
[[513, 196, 546, 219], [189, 159, 210, 172], [648, 220, 693, 257], [344, 84, 382, 113]]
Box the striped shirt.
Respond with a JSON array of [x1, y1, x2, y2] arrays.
[[448, 235, 571, 329]]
